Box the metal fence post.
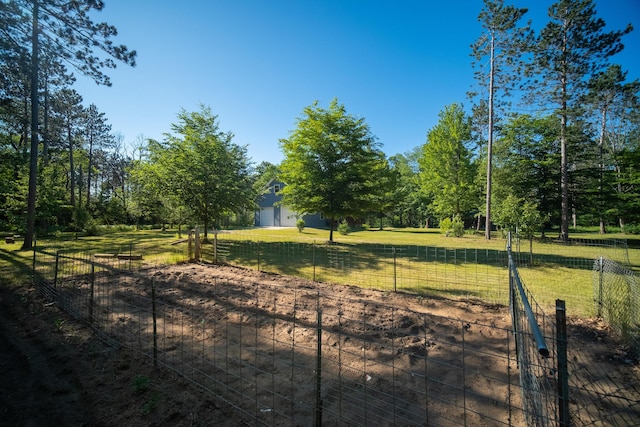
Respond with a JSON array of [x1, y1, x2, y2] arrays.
[[152, 278, 158, 368], [315, 309, 323, 426], [556, 299, 570, 426], [393, 246, 397, 292], [312, 240, 316, 282], [31, 238, 37, 280], [53, 250, 60, 290], [89, 262, 95, 323], [214, 228, 218, 264], [597, 256, 604, 317]]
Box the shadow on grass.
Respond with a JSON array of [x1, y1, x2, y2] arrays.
[[0, 246, 33, 286], [212, 238, 604, 281]]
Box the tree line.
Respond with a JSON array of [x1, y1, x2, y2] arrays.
[[1, 0, 638, 246]]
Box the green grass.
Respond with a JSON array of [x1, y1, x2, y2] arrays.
[[2, 226, 638, 319], [218, 226, 639, 316]]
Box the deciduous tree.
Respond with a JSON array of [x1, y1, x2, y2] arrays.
[[136, 106, 254, 237], [279, 99, 390, 241], [418, 104, 478, 222]]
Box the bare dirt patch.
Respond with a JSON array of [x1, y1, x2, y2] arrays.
[[2, 262, 639, 425]]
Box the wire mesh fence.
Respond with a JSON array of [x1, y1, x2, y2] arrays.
[[190, 231, 631, 318], [32, 248, 529, 425], [28, 232, 640, 426], [508, 243, 558, 427], [593, 256, 640, 357], [206, 235, 513, 305]]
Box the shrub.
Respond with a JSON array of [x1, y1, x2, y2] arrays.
[[296, 219, 305, 233], [338, 220, 351, 235], [361, 223, 370, 231], [440, 215, 464, 237], [84, 218, 100, 236], [624, 224, 640, 234], [440, 217, 452, 235]]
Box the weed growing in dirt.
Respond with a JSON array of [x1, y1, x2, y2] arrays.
[[53, 318, 66, 331], [131, 374, 151, 393], [141, 393, 160, 416]]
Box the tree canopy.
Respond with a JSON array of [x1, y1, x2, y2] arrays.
[[1, 0, 137, 248], [132, 106, 255, 238], [471, 0, 532, 239], [527, 0, 633, 240], [279, 99, 390, 241], [419, 104, 478, 221]]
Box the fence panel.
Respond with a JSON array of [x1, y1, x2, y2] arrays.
[[33, 254, 526, 426], [30, 234, 640, 427]]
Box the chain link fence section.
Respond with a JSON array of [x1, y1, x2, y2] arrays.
[[593, 256, 640, 357]]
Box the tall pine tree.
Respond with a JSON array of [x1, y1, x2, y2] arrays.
[[2, 0, 136, 248], [527, 0, 632, 240], [470, 0, 532, 239]]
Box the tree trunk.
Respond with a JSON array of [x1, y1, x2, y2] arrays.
[[68, 124, 75, 207], [560, 102, 569, 241], [23, 0, 39, 250], [329, 216, 335, 242], [559, 25, 570, 242], [42, 77, 49, 166], [485, 30, 495, 240], [78, 165, 83, 209], [86, 135, 93, 210], [598, 107, 607, 234]]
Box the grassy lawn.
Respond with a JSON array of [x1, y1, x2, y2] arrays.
[[2, 226, 638, 319], [219, 226, 639, 316]]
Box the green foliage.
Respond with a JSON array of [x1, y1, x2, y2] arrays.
[[338, 220, 351, 235], [387, 152, 428, 228], [440, 215, 465, 237], [71, 207, 90, 232], [492, 114, 560, 229], [419, 104, 478, 219], [252, 161, 281, 194], [624, 224, 640, 235], [279, 98, 390, 241], [296, 219, 305, 233], [83, 218, 100, 236], [131, 374, 151, 394], [131, 105, 255, 237], [493, 194, 547, 243], [361, 223, 370, 231], [141, 393, 160, 416], [528, 0, 633, 239]]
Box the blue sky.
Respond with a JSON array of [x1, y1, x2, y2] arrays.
[[73, 0, 640, 165]]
